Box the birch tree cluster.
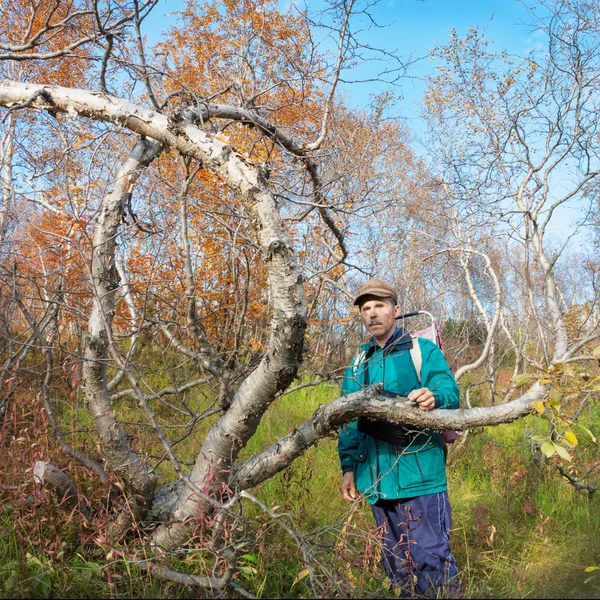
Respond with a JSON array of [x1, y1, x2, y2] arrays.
[[0, 0, 598, 594]]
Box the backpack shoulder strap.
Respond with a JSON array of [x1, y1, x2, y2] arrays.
[[351, 349, 367, 377], [409, 336, 422, 384]]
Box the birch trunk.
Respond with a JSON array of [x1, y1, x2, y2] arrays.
[[0, 81, 307, 545], [0, 110, 15, 250], [0, 80, 550, 548], [82, 138, 162, 516], [530, 229, 570, 361]]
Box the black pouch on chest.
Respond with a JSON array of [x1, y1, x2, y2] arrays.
[[356, 351, 425, 447], [357, 419, 415, 446]]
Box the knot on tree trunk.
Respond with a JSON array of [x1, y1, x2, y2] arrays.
[[267, 240, 286, 259]]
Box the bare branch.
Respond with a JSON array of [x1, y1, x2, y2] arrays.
[[232, 382, 547, 490]]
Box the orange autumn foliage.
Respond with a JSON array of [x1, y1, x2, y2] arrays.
[[0, 0, 94, 87]]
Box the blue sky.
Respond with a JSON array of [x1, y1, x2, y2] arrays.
[[144, 0, 543, 130], [142, 0, 585, 245]]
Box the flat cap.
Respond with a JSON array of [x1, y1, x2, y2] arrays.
[[353, 278, 398, 306]]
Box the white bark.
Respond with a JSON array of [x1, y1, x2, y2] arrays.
[[0, 110, 14, 249], [0, 1, 157, 61], [232, 382, 547, 491], [82, 138, 162, 510], [452, 248, 502, 381], [0, 79, 550, 550], [33, 461, 91, 518], [529, 225, 570, 361], [0, 80, 307, 545]]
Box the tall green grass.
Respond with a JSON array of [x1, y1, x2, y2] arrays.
[[2, 383, 599, 598], [448, 420, 600, 599], [218, 384, 600, 598]]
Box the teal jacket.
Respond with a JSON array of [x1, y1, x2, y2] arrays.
[[338, 329, 460, 504]]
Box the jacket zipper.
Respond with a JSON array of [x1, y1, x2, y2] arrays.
[[414, 454, 425, 482], [373, 438, 380, 494]]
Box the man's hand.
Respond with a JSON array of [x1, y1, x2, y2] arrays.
[[339, 471, 358, 502], [408, 387, 436, 411]]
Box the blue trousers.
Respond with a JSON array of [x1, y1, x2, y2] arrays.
[[371, 492, 461, 598]]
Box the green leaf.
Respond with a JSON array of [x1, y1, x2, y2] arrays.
[[84, 562, 102, 577], [548, 397, 561, 410], [584, 566, 600, 572], [80, 569, 92, 583], [540, 442, 556, 458], [4, 571, 17, 592], [579, 426, 597, 443], [554, 444, 572, 462], [241, 554, 258, 564], [549, 387, 561, 401], [32, 572, 51, 598], [512, 373, 535, 386]]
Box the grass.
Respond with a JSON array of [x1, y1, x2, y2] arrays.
[[447, 419, 600, 599], [1, 382, 599, 598]]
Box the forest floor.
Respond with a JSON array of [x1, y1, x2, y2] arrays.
[[1, 381, 599, 598]]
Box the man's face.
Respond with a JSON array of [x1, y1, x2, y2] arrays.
[[359, 297, 401, 346]]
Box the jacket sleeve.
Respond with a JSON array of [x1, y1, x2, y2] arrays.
[[419, 338, 460, 409], [337, 364, 362, 474]]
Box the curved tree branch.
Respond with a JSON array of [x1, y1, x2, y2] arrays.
[[232, 382, 547, 491], [451, 247, 502, 381], [0, 80, 308, 546], [81, 137, 162, 525], [182, 103, 348, 260]]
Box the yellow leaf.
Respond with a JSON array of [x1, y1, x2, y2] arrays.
[[531, 401, 545, 415], [564, 429, 578, 447], [215, 132, 231, 144], [592, 346, 600, 360], [292, 568, 310, 586], [584, 566, 600, 572]]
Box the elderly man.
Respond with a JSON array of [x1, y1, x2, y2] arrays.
[[338, 278, 462, 597]]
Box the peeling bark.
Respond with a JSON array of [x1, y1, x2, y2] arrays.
[[452, 247, 502, 382], [231, 382, 547, 491], [0, 80, 545, 550], [0, 111, 14, 250], [0, 81, 307, 545], [82, 138, 162, 523]]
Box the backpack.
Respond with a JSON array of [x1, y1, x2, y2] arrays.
[[354, 310, 459, 445], [405, 311, 460, 445]]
